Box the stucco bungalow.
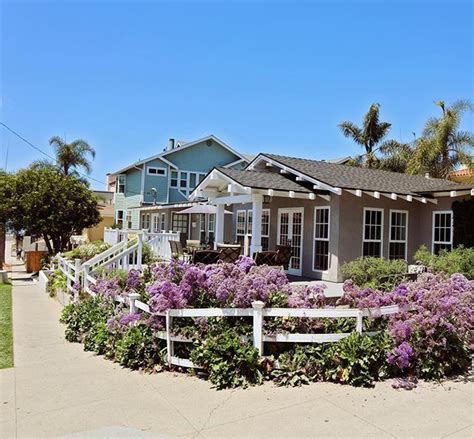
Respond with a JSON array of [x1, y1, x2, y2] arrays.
[[189, 153, 474, 282]]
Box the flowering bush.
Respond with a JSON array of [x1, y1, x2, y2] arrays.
[[414, 245, 474, 279], [59, 256, 473, 388], [338, 272, 474, 379]]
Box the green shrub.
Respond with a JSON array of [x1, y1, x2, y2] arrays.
[[60, 295, 115, 343], [414, 245, 474, 279], [340, 257, 407, 290], [83, 321, 111, 355], [47, 270, 67, 297], [323, 332, 390, 387], [114, 323, 164, 370], [272, 345, 326, 387], [190, 329, 263, 389]]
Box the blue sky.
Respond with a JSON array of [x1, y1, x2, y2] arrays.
[[2, 0, 472, 190]]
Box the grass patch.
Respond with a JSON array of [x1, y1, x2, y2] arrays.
[[0, 283, 13, 369]]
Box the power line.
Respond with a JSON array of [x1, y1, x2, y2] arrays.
[[0, 122, 107, 187]]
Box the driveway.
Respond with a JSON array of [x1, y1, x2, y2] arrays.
[[0, 262, 472, 438]]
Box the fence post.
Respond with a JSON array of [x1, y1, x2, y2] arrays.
[[83, 263, 90, 293], [252, 301, 265, 356], [128, 292, 140, 314], [165, 310, 173, 366], [137, 232, 143, 269], [74, 258, 81, 301], [356, 310, 363, 334]]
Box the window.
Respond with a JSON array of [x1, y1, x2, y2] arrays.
[[147, 167, 167, 176], [116, 210, 125, 228], [208, 213, 216, 243], [180, 172, 188, 189], [247, 210, 253, 235], [363, 208, 383, 257], [236, 210, 247, 246], [141, 213, 151, 231], [160, 213, 166, 232], [199, 174, 205, 183], [313, 207, 330, 271], [189, 173, 197, 189], [389, 210, 408, 260], [261, 209, 270, 251], [116, 175, 126, 193], [170, 171, 178, 188], [432, 211, 453, 254], [152, 214, 159, 233], [172, 213, 189, 235], [126, 211, 133, 229], [199, 214, 206, 243]]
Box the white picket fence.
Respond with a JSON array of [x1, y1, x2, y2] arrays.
[[89, 290, 400, 369]]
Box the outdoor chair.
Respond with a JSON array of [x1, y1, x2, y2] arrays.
[[254, 251, 278, 266], [275, 245, 292, 270], [186, 240, 201, 252], [169, 240, 191, 262], [192, 250, 220, 265], [217, 244, 242, 263]]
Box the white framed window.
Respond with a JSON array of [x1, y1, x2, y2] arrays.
[[313, 206, 330, 271], [236, 210, 247, 244], [362, 208, 384, 257], [432, 211, 453, 254], [261, 209, 270, 251], [389, 210, 408, 260], [179, 171, 188, 189], [141, 213, 151, 231], [152, 214, 159, 233], [208, 213, 216, 243], [247, 210, 253, 235], [147, 167, 167, 176], [170, 170, 178, 188], [116, 210, 125, 228], [116, 175, 126, 193], [126, 211, 132, 229], [160, 213, 166, 232], [199, 214, 206, 242], [172, 212, 188, 235]]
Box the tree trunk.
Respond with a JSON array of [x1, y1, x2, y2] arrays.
[[43, 233, 54, 255]]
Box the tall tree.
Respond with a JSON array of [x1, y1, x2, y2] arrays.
[[32, 136, 96, 177], [407, 100, 474, 178], [1, 168, 101, 254], [339, 103, 404, 169]]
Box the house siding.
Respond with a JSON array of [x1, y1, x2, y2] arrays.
[[143, 158, 169, 204]]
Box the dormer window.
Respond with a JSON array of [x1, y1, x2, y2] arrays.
[[170, 171, 178, 187]]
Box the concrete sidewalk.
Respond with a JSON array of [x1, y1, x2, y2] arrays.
[[0, 264, 472, 438]]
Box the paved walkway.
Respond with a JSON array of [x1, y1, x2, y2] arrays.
[[0, 251, 472, 438]]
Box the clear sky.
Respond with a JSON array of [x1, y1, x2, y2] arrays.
[[1, 0, 472, 190]]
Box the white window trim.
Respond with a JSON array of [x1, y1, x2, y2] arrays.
[[236, 209, 247, 238], [160, 212, 167, 232], [116, 175, 126, 193], [312, 206, 331, 273], [362, 207, 384, 257], [388, 209, 408, 260], [208, 213, 216, 235], [261, 209, 270, 238], [147, 167, 167, 176], [170, 169, 207, 198], [432, 210, 453, 253]]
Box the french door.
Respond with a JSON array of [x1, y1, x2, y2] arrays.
[[277, 208, 304, 276]]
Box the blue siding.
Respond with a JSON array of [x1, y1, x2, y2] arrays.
[[165, 140, 240, 172], [143, 158, 169, 204]]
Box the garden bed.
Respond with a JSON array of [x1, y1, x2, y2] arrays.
[[58, 256, 473, 390]]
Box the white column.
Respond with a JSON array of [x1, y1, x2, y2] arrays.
[[250, 194, 263, 256], [214, 204, 225, 249]]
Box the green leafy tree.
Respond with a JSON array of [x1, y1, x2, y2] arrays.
[[407, 100, 474, 178], [1, 168, 101, 254], [339, 103, 406, 169], [32, 136, 96, 177]]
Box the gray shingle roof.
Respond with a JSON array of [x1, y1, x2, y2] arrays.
[[217, 168, 312, 193], [261, 153, 473, 195]]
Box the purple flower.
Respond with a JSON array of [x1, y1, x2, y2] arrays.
[[387, 342, 413, 369], [235, 255, 256, 273]]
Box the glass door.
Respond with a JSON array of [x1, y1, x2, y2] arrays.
[[277, 208, 304, 276]]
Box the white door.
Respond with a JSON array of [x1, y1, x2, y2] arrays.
[[277, 208, 304, 276]]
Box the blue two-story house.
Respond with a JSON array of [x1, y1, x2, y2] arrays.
[[110, 135, 250, 242]]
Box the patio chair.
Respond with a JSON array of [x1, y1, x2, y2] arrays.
[[275, 245, 292, 270], [186, 240, 201, 252], [254, 251, 278, 266], [169, 240, 191, 262], [217, 244, 242, 263], [192, 250, 220, 265]]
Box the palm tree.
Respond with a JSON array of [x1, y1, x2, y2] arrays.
[[407, 100, 474, 178], [48, 136, 96, 176], [339, 103, 404, 169]]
